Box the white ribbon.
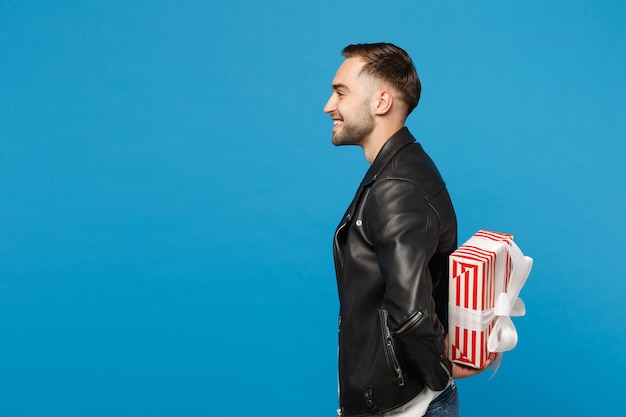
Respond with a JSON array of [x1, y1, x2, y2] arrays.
[[448, 238, 533, 374], [488, 240, 532, 374], [489, 240, 532, 350]]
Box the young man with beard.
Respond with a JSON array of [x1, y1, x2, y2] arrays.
[[324, 43, 494, 417]]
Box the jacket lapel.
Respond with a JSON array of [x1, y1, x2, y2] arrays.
[[336, 127, 416, 230]]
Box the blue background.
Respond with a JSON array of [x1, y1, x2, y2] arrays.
[[1, 1, 624, 415]]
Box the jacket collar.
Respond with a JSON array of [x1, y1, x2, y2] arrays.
[[362, 127, 415, 186], [337, 128, 416, 226]]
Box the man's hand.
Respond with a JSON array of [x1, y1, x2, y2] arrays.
[[444, 334, 498, 379], [451, 352, 497, 379]]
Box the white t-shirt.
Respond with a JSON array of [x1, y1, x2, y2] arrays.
[[383, 379, 454, 417]]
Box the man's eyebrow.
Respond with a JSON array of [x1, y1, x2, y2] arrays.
[[332, 83, 349, 91]]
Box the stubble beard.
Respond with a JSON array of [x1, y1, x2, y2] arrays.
[[331, 101, 374, 147]]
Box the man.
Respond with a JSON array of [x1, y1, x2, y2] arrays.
[[324, 43, 494, 417]]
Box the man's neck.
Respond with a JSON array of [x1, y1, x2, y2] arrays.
[[362, 123, 405, 163]]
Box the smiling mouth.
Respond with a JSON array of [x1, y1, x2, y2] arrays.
[[333, 120, 344, 127]]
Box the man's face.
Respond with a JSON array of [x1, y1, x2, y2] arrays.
[[323, 58, 375, 147]]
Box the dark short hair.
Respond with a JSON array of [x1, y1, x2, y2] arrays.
[[342, 43, 421, 115]]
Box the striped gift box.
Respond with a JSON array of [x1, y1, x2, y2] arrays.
[[448, 230, 514, 369]]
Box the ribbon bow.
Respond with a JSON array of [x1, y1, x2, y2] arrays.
[[487, 240, 533, 373]]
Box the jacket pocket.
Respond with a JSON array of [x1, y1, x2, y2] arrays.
[[379, 307, 405, 387], [395, 309, 424, 335]]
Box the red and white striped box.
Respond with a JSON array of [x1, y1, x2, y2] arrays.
[[448, 230, 513, 369]]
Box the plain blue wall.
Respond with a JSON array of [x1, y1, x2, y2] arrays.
[[2, 1, 624, 415]]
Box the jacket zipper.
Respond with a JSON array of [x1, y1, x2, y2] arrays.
[[380, 308, 405, 387], [395, 310, 424, 334]]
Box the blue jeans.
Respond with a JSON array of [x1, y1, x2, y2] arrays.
[[423, 382, 459, 417]]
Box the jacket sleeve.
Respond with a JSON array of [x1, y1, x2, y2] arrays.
[[364, 178, 452, 390]]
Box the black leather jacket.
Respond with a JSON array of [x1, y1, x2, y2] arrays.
[[333, 128, 457, 416]]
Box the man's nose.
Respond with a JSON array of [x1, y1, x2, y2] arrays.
[[323, 95, 336, 114]]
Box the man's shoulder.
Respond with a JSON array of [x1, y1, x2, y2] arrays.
[[385, 143, 445, 186]]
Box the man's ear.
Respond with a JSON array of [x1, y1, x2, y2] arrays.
[[374, 90, 393, 115]]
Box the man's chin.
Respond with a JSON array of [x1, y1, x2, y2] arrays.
[[332, 134, 358, 147]]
